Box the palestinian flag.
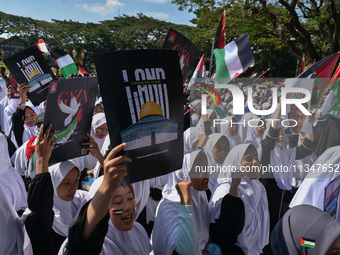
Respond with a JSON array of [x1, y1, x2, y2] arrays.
[[78, 66, 89, 76], [51, 49, 78, 78], [300, 237, 315, 249], [37, 39, 50, 54], [188, 54, 206, 88], [209, 11, 226, 75], [250, 71, 257, 78], [214, 34, 255, 84], [326, 64, 340, 116], [298, 52, 340, 107]]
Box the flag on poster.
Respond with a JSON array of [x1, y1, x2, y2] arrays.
[[51, 49, 78, 78], [188, 54, 206, 88], [214, 33, 255, 84], [43, 77, 98, 165], [162, 28, 200, 83], [4, 45, 56, 106], [209, 11, 226, 75], [94, 49, 184, 183], [78, 66, 89, 76]]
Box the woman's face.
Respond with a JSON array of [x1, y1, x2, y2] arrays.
[[276, 130, 285, 148], [241, 146, 261, 179], [95, 123, 108, 139], [256, 120, 266, 137], [57, 167, 79, 201], [190, 154, 209, 191], [228, 117, 239, 136], [110, 186, 135, 232], [212, 136, 230, 164], [24, 107, 37, 127]]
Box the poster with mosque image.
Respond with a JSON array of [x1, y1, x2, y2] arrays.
[[43, 77, 98, 166], [4, 44, 56, 106], [95, 49, 184, 183]]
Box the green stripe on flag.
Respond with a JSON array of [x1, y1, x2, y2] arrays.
[[61, 63, 78, 78], [301, 242, 315, 249], [214, 48, 231, 84]]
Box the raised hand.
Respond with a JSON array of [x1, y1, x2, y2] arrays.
[[176, 180, 192, 205], [83, 133, 105, 166], [35, 124, 55, 174]]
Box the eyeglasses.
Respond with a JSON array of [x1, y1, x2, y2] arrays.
[[214, 146, 230, 155], [96, 128, 108, 133]]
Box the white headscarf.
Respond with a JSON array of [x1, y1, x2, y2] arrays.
[[152, 150, 210, 255], [238, 112, 254, 143], [190, 99, 201, 127], [0, 183, 24, 255], [210, 144, 269, 255], [263, 127, 297, 190], [22, 101, 42, 144], [0, 133, 27, 212], [244, 116, 265, 158], [49, 160, 89, 237], [83, 112, 108, 170], [204, 133, 229, 191], [290, 145, 340, 210], [80, 176, 152, 255], [219, 116, 242, 148], [183, 127, 204, 152]]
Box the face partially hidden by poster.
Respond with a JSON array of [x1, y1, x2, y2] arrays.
[[288, 103, 308, 134]]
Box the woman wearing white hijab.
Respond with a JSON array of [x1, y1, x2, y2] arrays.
[[190, 99, 201, 127], [25, 124, 88, 255], [260, 103, 315, 235], [290, 145, 340, 210], [204, 133, 230, 191], [82, 112, 108, 170], [244, 115, 266, 158], [219, 116, 242, 148], [210, 143, 269, 255], [12, 93, 42, 148], [152, 150, 210, 255], [59, 143, 152, 255], [0, 132, 27, 213]]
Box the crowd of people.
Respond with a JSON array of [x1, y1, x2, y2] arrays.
[[0, 68, 340, 255]]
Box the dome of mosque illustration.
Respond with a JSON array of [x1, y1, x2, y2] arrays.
[[139, 101, 164, 122], [30, 70, 41, 80]]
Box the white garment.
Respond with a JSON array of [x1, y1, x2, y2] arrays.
[[49, 160, 89, 237], [195, 109, 217, 134], [238, 112, 255, 143], [290, 146, 340, 210], [152, 150, 210, 255], [244, 116, 265, 159], [219, 116, 242, 148], [21, 101, 42, 145], [210, 144, 269, 255], [146, 175, 167, 223], [183, 127, 204, 152], [0, 78, 7, 101], [4, 99, 18, 136], [0, 133, 27, 212], [203, 133, 229, 191], [82, 113, 108, 170]]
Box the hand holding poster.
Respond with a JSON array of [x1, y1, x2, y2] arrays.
[[4, 45, 56, 106], [162, 28, 200, 84], [43, 77, 98, 165], [95, 49, 183, 183]]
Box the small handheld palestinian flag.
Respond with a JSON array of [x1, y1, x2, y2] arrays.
[[300, 237, 315, 249], [51, 49, 78, 78]]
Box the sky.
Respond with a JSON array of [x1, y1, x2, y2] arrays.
[[1, 0, 196, 26]]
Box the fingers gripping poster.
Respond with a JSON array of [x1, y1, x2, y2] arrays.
[[95, 50, 184, 183], [43, 77, 98, 165]]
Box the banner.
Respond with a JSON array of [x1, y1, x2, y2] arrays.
[[4, 45, 56, 106], [162, 28, 200, 83], [95, 49, 183, 183], [43, 77, 98, 165]]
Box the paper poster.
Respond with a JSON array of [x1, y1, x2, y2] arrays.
[[162, 28, 200, 83], [95, 49, 183, 183], [324, 176, 340, 222], [4, 45, 56, 105], [43, 77, 98, 165]]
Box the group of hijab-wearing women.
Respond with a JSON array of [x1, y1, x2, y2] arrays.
[[2, 84, 340, 255]]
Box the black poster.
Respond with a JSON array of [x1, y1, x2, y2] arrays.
[[95, 50, 184, 183], [162, 28, 200, 83], [43, 77, 98, 165], [4, 45, 56, 105]]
